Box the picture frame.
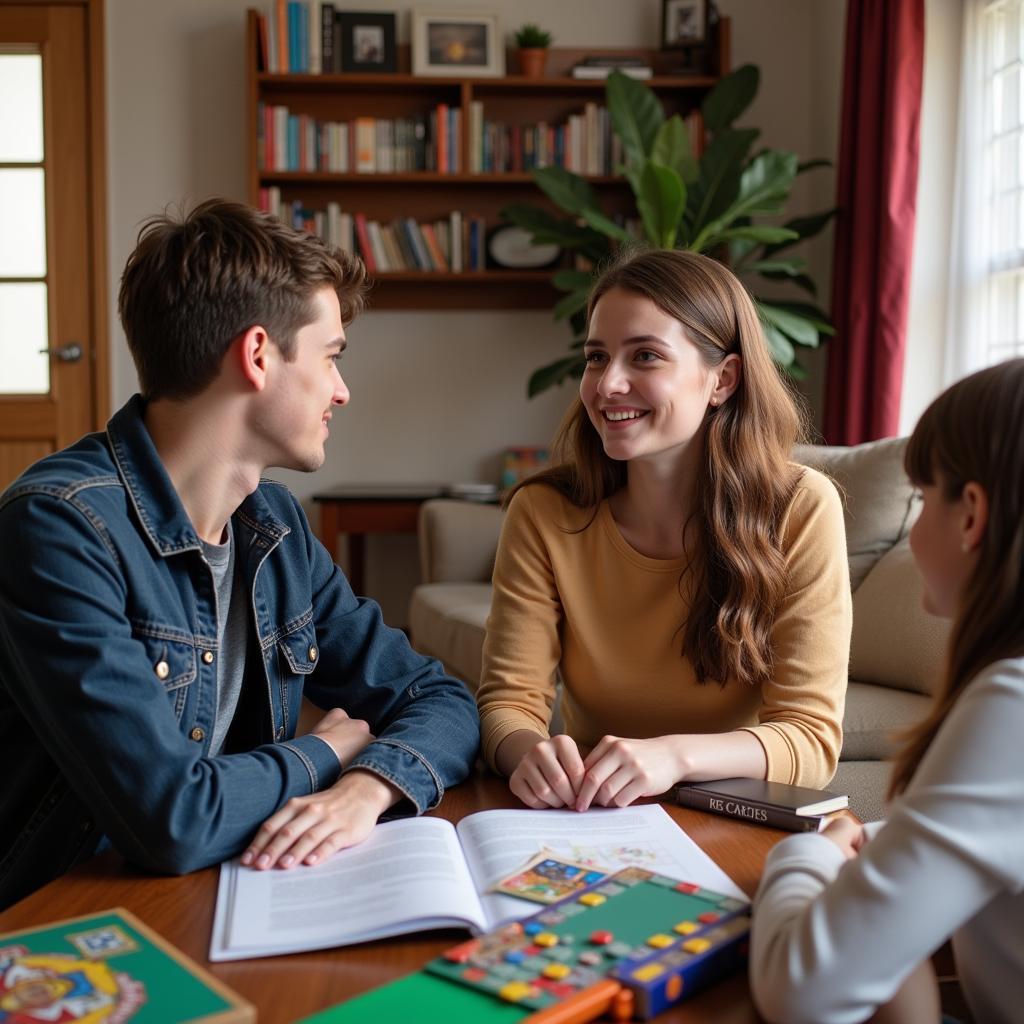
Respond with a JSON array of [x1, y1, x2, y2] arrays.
[[338, 11, 397, 73], [661, 0, 709, 49], [412, 10, 505, 78]]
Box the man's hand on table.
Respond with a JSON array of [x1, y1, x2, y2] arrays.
[[241, 769, 402, 870]]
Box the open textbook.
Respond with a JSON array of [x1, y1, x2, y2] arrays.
[[210, 804, 744, 961]]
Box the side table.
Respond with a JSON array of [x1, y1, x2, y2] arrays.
[[312, 484, 448, 595]]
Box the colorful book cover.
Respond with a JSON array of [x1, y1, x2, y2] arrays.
[[0, 907, 253, 1023]]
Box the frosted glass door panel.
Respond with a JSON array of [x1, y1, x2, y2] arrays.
[[0, 283, 49, 394], [0, 54, 43, 162], [0, 169, 46, 276]]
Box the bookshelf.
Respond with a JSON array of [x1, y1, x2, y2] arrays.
[[245, 10, 731, 310]]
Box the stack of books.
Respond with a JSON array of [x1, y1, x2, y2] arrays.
[[570, 55, 654, 80]]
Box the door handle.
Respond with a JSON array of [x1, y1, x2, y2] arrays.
[[39, 342, 83, 362]]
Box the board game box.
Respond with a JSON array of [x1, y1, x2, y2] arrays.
[[0, 907, 254, 1023]]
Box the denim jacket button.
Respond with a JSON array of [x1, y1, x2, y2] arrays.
[[202, 651, 214, 664], [308, 645, 318, 662], [154, 660, 170, 680], [275, 726, 285, 740], [190, 727, 205, 742]]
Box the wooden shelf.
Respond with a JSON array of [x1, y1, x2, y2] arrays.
[[246, 12, 731, 310], [258, 172, 627, 186]]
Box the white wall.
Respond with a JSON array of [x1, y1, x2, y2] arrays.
[[105, 0, 846, 620]]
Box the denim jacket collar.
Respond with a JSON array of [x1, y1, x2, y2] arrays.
[[106, 394, 289, 557]]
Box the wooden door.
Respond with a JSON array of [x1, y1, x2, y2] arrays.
[[0, 1, 107, 491]]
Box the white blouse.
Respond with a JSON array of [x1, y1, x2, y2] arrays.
[[750, 657, 1024, 1024]]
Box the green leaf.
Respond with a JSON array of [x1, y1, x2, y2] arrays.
[[758, 270, 818, 295], [553, 287, 590, 321], [764, 300, 835, 335], [762, 323, 796, 364], [651, 116, 698, 184], [762, 208, 837, 257], [552, 269, 593, 292], [691, 150, 798, 251], [500, 203, 603, 249], [742, 257, 808, 276], [685, 127, 760, 239], [702, 64, 760, 131], [580, 207, 633, 242], [528, 354, 586, 397], [636, 162, 686, 248], [531, 166, 600, 217], [715, 225, 799, 245], [759, 302, 821, 348], [785, 359, 809, 381], [606, 70, 664, 168], [735, 150, 799, 215]]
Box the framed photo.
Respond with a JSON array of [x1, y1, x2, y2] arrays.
[[412, 10, 505, 78], [661, 0, 709, 49], [338, 11, 397, 73]]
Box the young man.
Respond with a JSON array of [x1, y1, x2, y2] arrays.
[[0, 199, 480, 911]]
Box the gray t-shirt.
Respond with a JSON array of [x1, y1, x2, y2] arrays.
[[200, 522, 248, 756]]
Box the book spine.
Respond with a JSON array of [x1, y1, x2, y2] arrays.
[[320, 3, 335, 72], [673, 787, 824, 833]]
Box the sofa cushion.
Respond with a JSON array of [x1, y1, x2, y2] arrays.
[[850, 538, 950, 697], [841, 679, 932, 760], [795, 437, 917, 589], [418, 499, 503, 584], [409, 582, 492, 688]]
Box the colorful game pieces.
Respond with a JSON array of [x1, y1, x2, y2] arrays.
[[428, 867, 751, 1021]]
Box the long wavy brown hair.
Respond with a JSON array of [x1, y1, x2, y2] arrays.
[[889, 357, 1024, 796], [518, 248, 805, 686]]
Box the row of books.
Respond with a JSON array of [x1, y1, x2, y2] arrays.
[[257, 2, 349, 74], [258, 103, 461, 174], [259, 188, 484, 273], [468, 100, 625, 176], [257, 104, 699, 178]]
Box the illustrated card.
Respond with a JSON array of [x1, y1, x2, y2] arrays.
[[0, 907, 253, 1023], [491, 851, 608, 904]]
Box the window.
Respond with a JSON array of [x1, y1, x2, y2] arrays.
[[981, 0, 1024, 362], [948, 0, 1024, 380]]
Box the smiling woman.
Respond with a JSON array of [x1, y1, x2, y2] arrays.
[[476, 248, 852, 812]]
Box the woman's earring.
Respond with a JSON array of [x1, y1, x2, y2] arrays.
[[709, 397, 719, 407], [961, 541, 970, 553]]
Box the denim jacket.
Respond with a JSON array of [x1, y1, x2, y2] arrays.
[[0, 396, 479, 909]]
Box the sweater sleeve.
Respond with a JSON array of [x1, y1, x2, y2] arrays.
[[740, 469, 851, 787], [750, 660, 1024, 1024], [477, 486, 564, 770]]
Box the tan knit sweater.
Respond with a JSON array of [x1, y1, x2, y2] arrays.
[[477, 467, 851, 788]]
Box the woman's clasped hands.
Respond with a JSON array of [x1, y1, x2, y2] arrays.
[[509, 733, 684, 812]]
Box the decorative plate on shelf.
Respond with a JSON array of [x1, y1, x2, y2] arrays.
[[487, 226, 561, 269]]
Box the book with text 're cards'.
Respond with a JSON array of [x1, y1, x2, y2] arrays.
[[673, 778, 849, 832]]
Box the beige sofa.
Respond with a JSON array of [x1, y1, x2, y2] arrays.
[[409, 438, 949, 821]]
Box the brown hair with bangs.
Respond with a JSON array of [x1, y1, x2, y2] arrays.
[[889, 357, 1024, 796], [517, 247, 806, 687], [118, 197, 368, 400]]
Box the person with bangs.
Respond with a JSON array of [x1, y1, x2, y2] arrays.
[[476, 247, 851, 812], [750, 359, 1024, 1024]]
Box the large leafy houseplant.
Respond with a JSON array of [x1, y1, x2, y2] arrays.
[[501, 65, 835, 396]]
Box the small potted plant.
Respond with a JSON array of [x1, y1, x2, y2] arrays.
[[514, 23, 552, 78]]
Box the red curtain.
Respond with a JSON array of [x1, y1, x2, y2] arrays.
[[825, 0, 925, 445]]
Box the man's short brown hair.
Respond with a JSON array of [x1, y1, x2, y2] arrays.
[[118, 198, 368, 400]]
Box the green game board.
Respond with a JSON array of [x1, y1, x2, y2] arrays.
[[0, 907, 253, 1023], [299, 867, 750, 1023]]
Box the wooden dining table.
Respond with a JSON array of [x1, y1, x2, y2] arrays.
[[0, 772, 790, 1023]]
